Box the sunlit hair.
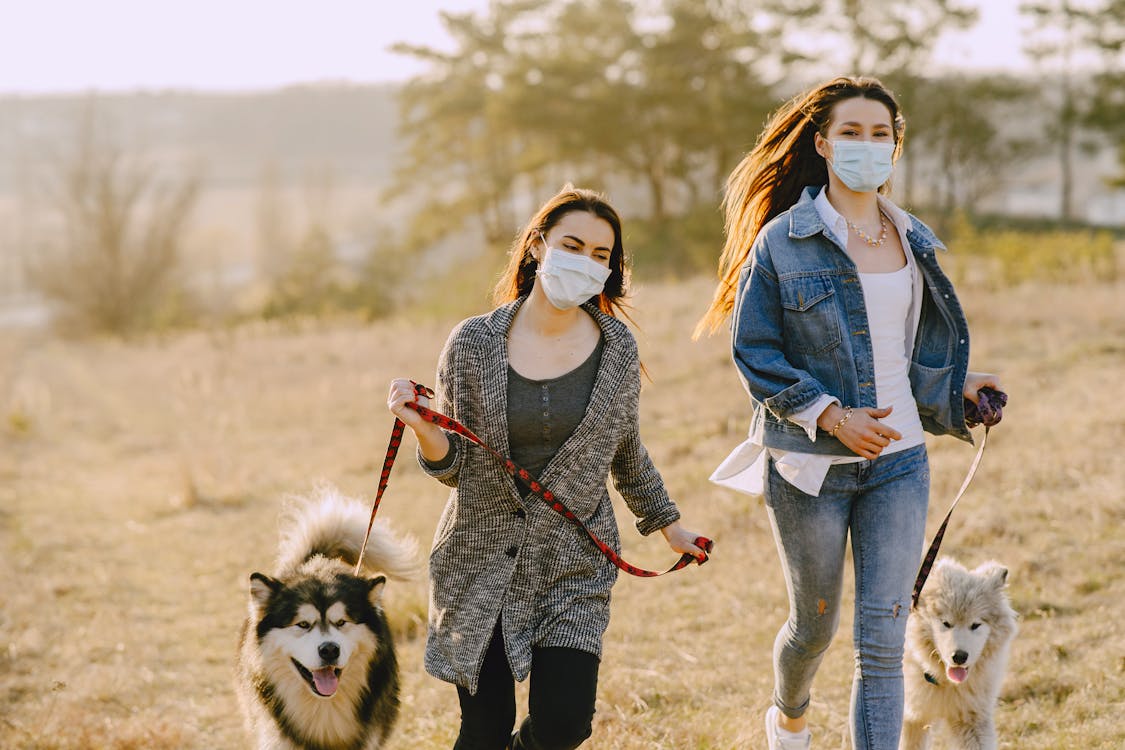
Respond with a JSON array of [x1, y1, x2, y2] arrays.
[[492, 185, 631, 318], [694, 76, 905, 338]]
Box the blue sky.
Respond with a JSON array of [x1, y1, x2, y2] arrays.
[[0, 0, 1033, 94]]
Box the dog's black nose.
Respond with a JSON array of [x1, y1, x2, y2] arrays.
[[319, 642, 340, 663], [952, 650, 968, 665]]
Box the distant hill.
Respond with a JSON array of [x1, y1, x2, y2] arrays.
[[0, 84, 402, 191]]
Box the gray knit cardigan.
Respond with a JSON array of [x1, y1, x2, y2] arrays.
[[417, 296, 682, 694]]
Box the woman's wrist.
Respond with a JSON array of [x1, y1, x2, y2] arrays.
[[817, 403, 854, 438], [817, 403, 845, 432], [416, 426, 452, 463]]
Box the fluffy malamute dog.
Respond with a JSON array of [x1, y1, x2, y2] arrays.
[[901, 558, 1018, 750], [236, 486, 419, 750]]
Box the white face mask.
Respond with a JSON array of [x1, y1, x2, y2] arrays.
[[536, 245, 612, 310], [829, 140, 895, 193]]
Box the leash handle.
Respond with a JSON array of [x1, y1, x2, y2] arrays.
[[355, 382, 434, 575], [964, 387, 1006, 428], [911, 425, 989, 609], [361, 381, 713, 578]]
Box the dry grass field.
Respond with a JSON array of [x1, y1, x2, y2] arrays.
[[2, 274, 1123, 749]]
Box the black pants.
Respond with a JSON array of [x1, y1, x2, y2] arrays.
[[453, 622, 600, 750]]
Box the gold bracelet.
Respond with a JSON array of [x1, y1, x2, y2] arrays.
[[829, 407, 853, 438]]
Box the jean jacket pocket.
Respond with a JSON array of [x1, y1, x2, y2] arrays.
[[779, 275, 842, 354]]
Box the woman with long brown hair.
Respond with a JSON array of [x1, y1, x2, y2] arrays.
[[388, 186, 708, 750], [699, 78, 1001, 749]]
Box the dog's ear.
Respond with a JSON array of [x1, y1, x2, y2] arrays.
[[367, 575, 387, 607], [978, 561, 1009, 589], [249, 573, 281, 613]]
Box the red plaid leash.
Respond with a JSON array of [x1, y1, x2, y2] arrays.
[[910, 425, 990, 609], [357, 381, 713, 577]]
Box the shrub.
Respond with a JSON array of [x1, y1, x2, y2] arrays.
[[260, 225, 407, 322], [27, 114, 200, 336], [943, 212, 1119, 288]]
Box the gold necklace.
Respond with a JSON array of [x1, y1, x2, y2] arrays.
[[846, 212, 888, 247]]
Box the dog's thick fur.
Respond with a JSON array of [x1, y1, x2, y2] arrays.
[[236, 486, 419, 750], [901, 558, 1018, 750]]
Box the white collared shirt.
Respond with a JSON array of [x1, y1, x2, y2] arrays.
[[711, 187, 924, 497]]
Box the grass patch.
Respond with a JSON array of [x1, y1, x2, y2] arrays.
[[1, 276, 1121, 748]]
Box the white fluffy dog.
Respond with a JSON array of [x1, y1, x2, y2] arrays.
[[901, 558, 1018, 750]]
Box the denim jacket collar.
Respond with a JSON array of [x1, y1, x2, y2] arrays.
[[788, 186, 946, 252]]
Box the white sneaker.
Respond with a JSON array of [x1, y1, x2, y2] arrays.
[[764, 705, 811, 750]]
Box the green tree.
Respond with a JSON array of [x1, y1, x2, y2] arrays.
[[909, 75, 1036, 226], [528, 0, 697, 222], [391, 1, 545, 247], [1020, 0, 1114, 220], [512, 0, 640, 192], [634, 0, 775, 207], [1085, 0, 1125, 184], [759, 0, 976, 75], [765, 0, 978, 205], [389, 0, 782, 259]]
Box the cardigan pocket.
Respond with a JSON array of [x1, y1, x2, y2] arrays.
[[429, 497, 458, 555], [537, 543, 600, 597]]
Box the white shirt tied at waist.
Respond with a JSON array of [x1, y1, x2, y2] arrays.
[[712, 186, 926, 497]]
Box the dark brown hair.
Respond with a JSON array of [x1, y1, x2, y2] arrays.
[[695, 76, 905, 338], [492, 185, 630, 318]]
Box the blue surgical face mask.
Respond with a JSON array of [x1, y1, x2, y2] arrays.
[[828, 140, 896, 193]]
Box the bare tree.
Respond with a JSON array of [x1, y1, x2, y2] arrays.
[[28, 108, 200, 335], [255, 160, 294, 284]]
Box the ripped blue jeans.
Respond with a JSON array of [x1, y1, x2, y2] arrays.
[[765, 444, 929, 750]]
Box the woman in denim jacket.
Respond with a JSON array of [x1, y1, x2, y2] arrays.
[[697, 77, 1001, 750]]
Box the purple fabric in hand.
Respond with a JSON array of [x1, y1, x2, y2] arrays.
[[964, 386, 1007, 428]]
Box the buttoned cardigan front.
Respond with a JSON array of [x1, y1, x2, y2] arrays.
[[417, 296, 682, 694]]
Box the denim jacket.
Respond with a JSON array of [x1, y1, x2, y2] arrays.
[[733, 187, 972, 455]]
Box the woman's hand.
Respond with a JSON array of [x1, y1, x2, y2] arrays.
[[387, 378, 431, 429], [387, 378, 451, 462], [660, 521, 711, 563], [818, 403, 902, 460], [963, 371, 1002, 403]]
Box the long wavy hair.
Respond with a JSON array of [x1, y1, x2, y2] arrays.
[[493, 185, 631, 318], [694, 76, 905, 338]]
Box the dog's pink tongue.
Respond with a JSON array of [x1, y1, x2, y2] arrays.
[[312, 667, 339, 696], [947, 666, 968, 683]]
